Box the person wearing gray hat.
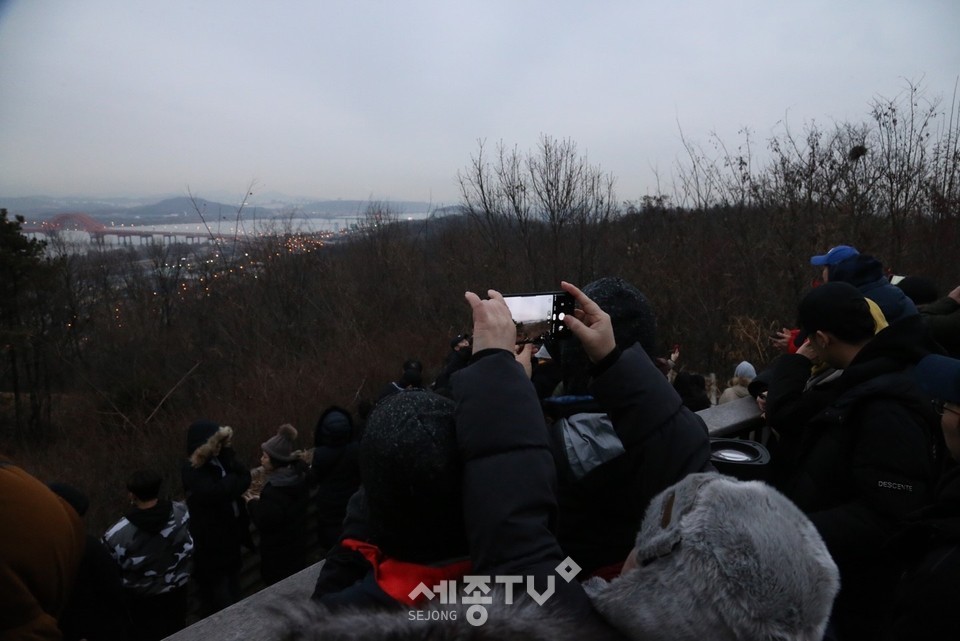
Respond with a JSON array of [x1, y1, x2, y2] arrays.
[[246, 423, 310, 585], [718, 360, 756, 404]]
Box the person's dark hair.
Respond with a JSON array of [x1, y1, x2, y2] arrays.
[[673, 372, 711, 412], [126, 469, 163, 502], [48, 482, 90, 517], [895, 275, 939, 306], [400, 368, 423, 388], [561, 277, 657, 395]]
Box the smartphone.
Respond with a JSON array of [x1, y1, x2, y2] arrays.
[[502, 291, 575, 344]]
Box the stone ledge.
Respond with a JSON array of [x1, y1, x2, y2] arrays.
[[697, 394, 764, 437], [166, 562, 323, 641]]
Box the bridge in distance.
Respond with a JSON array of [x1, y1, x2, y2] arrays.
[[21, 212, 241, 245]]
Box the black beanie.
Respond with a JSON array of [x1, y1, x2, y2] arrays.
[[359, 390, 466, 562], [561, 277, 657, 394], [315, 407, 353, 447], [186, 419, 220, 455]]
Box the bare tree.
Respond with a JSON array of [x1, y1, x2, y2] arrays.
[[457, 135, 620, 287]]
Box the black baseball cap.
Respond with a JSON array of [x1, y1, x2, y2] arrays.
[[797, 282, 875, 344]]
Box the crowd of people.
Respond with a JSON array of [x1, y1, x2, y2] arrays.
[[3, 242, 960, 641]]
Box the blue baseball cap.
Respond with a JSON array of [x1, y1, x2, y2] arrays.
[[915, 354, 960, 404], [810, 245, 859, 266]]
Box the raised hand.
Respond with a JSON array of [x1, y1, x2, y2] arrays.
[[560, 280, 616, 363], [464, 289, 518, 354]]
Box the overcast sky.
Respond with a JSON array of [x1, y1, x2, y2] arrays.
[[1, 0, 957, 206]]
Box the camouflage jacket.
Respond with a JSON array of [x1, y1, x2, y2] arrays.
[[103, 500, 193, 596]]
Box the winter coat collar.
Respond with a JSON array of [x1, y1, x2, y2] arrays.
[[340, 538, 471, 606], [266, 465, 307, 488], [125, 499, 174, 535]]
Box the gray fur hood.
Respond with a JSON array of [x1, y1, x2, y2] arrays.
[[586, 473, 840, 641], [274, 595, 621, 641]]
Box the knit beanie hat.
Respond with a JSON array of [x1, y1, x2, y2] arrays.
[[586, 473, 839, 641], [561, 277, 657, 395], [360, 390, 466, 563], [915, 354, 960, 404], [733, 361, 756, 380], [314, 407, 353, 447], [262, 423, 299, 462]]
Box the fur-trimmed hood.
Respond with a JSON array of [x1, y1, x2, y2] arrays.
[[189, 425, 234, 468], [585, 473, 840, 641]]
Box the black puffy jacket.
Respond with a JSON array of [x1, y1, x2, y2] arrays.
[[766, 314, 943, 639], [545, 343, 713, 574], [180, 447, 251, 580]]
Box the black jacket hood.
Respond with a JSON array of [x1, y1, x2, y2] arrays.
[[126, 499, 174, 535]]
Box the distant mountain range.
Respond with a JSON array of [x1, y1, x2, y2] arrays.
[[2, 195, 448, 226]]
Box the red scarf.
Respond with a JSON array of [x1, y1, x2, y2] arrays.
[[341, 538, 472, 606]]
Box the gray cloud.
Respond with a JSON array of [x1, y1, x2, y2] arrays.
[[1, 0, 957, 205]]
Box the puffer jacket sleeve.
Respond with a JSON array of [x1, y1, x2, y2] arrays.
[[920, 295, 960, 354], [181, 449, 251, 506], [452, 349, 604, 621], [589, 344, 712, 476], [765, 353, 838, 434], [453, 349, 562, 576]]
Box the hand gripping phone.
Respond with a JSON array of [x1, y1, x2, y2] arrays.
[[502, 291, 575, 344]]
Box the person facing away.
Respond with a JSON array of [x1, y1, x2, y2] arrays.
[[764, 281, 943, 640], [375, 358, 424, 404], [102, 469, 193, 641], [431, 332, 472, 397], [718, 360, 756, 404], [0, 456, 86, 641], [312, 388, 475, 611], [811, 244, 918, 324], [671, 370, 712, 412], [180, 419, 252, 616], [48, 482, 129, 641], [245, 423, 311, 586], [310, 406, 361, 551]]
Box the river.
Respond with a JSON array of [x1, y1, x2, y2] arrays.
[[27, 212, 435, 248]]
